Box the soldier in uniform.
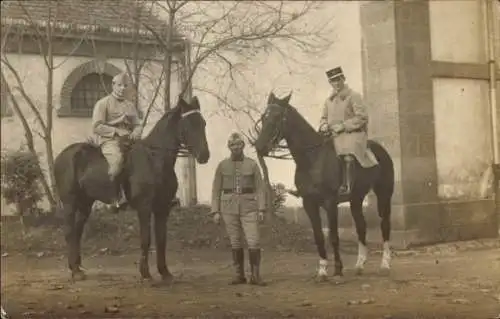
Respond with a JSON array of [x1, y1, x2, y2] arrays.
[[210, 132, 267, 286], [319, 66, 378, 195], [92, 72, 143, 213]]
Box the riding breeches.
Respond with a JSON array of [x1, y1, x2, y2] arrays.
[[222, 210, 260, 250], [100, 140, 124, 178]]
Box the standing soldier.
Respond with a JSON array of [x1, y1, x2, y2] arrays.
[[210, 132, 267, 286], [92, 72, 143, 213], [319, 66, 378, 195]]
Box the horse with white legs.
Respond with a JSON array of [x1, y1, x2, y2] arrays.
[[254, 92, 394, 281]]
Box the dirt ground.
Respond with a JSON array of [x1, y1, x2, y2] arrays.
[[2, 245, 500, 319]]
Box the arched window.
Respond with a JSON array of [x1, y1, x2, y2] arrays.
[[70, 73, 113, 115]]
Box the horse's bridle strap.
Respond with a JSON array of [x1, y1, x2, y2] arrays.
[[181, 109, 200, 118]]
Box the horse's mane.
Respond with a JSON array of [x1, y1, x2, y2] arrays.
[[160, 104, 182, 122], [286, 103, 321, 138]]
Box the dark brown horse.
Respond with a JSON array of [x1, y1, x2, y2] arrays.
[[53, 96, 210, 283], [254, 92, 394, 281]]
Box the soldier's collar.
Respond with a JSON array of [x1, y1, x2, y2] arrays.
[[330, 84, 351, 100]]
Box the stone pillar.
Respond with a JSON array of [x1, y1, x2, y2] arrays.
[[359, 1, 498, 248]]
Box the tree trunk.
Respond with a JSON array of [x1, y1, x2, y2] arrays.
[[163, 9, 175, 111], [44, 13, 59, 211], [16, 203, 28, 238], [1, 70, 56, 209], [257, 154, 277, 222]]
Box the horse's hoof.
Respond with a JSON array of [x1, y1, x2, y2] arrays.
[[150, 277, 174, 288], [71, 270, 87, 281], [315, 275, 328, 283], [355, 267, 364, 276]]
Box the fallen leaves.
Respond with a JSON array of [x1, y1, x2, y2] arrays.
[[449, 298, 471, 305], [346, 298, 375, 306], [104, 305, 120, 313]]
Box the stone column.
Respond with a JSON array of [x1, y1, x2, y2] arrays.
[[359, 1, 498, 248]]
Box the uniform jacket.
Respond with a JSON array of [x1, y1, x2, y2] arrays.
[[319, 84, 377, 168], [92, 95, 142, 145], [211, 156, 266, 214]]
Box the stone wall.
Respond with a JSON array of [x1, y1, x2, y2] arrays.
[[359, 0, 499, 247]]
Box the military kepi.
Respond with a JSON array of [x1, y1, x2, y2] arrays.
[[326, 67, 344, 81], [227, 132, 245, 147]]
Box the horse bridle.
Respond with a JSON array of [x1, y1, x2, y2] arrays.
[[181, 109, 201, 118], [262, 103, 326, 154], [178, 108, 202, 151]]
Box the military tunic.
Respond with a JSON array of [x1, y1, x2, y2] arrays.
[[211, 156, 266, 249], [92, 95, 142, 177], [320, 84, 378, 168]]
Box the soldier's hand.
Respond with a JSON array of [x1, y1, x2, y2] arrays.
[[331, 123, 344, 134], [129, 128, 142, 140], [318, 126, 331, 138], [212, 212, 221, 224], [318, 124, 329, 133], [115, 128, 130, 137]]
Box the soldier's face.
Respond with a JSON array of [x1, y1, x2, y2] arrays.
[[329, 77, 344, 93], [229, 143, 244, 156], [112, 77, 128, 99]]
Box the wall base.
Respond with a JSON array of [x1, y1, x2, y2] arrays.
[[337, 198, 498, 249]]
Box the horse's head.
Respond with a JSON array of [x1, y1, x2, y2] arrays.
[[177, 95, 210, 164], [254, 91, 292, 157]]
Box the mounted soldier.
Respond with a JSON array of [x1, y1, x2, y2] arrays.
[[91, 72, 143, 213], [319, 66, 378, 195], [210, 132, 267, 286]]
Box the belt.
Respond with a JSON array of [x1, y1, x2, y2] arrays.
[[222, 188, 255, 194], [112, 123, 134, 131]]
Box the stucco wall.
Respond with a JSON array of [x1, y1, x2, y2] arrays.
[[429, 0, 499, 200], [3, 0, 497, 221], [1, 3, 364, 211], [1, 53, 182, 213], [432, 78, 493, 199]]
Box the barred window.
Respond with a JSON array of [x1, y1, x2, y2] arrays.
[[70, 73, 113, 113]]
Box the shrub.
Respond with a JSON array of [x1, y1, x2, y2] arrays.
[[271, 182, 287, 211], [0, 149, 45, 230]]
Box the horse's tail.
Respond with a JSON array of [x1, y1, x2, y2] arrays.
[[368, 140, 395, 197], [54, 142, 96, 200]]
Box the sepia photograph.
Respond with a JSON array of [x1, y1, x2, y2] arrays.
[[1, 0, 499, 318]]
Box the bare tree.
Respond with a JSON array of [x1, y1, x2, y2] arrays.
[[131, 0, 334, 213], [1, 0, 173, 211], [0, 0, 87, 210]]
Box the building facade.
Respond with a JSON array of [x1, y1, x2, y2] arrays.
[[0, 0, 188, 212], [359, 0, 500, 246], [2, 1, 499, 247]]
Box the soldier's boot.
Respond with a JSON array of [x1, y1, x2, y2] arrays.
[[230, 248, 246, 285], [108, 179, 127, 214], [249, 248, 266, 286], [339, 155, 354, 195]]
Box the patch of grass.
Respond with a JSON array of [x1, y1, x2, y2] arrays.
[[1, 204, 317, 256]]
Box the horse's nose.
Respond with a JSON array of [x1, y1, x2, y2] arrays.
[[256, 145, 269, 157], [198, 149, 210, 164]]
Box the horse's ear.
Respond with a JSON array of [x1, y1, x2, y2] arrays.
[[178, 94, 186, 104], [282, 91, 293, 105], [267, 92, 276, 104], [191, 96, 200, 109]]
